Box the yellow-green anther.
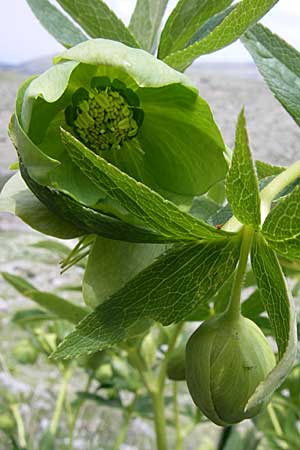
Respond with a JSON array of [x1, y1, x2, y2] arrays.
[[71, 86, 141, 153]]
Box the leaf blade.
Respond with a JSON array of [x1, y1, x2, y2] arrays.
[[242, 24, 300, 125], [248, 233, 297, 411], [26, 0, 88, 48], [226, 110, 261, 227], [164, 0, 279, 71], [61, 129, 231, 241], [56, 0, 140, 47], [129, 0, 169, 52], [2, 273, 88, 324], [53, 237, 240, 359], [158, 0, 233, 59]]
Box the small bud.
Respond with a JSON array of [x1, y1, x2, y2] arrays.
[[12, 340, 38, 365], [167, 344, 186, 381]]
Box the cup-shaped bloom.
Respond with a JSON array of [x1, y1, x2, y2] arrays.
[[10, 39, 227, 229], [186, 314, 276, 426]]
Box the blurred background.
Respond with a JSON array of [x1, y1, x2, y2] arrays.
[[0, 0, 300, 65], [1, 2, 300, 449]]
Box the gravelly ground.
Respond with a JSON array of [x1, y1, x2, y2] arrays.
[[0, 64, 299, 449]]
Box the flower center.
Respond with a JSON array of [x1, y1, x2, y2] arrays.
[[65, 77, 144, 153]]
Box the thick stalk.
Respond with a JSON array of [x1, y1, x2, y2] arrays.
[[10, 403, 26, 449], [151, 390, 168, 450], [217, 427, 233, 450], [50, 365, 73, 436], [225, 226, 254, 320]]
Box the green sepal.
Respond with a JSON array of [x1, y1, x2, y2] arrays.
[[0, 172, 82, 239]]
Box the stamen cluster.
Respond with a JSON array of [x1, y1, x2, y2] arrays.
[[65, 78, 143, 153]]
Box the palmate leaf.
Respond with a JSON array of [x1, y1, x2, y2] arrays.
[[164, 0, 279, 71], [158, 0, 233, 59], [226, 110, 261, 228], [52, 237, 240, 359], [247, 233, 297, 413], [56, 0, 140, 47], [129, 0, 169, 53], [61, 130, 231, 242], [242, 24, 300, 125], [262, 186, 300, 261], [2, 273, 88, 324], [26, 0, 88, 48]]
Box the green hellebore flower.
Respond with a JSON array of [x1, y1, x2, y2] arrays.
[[4, 39, 227, 238]]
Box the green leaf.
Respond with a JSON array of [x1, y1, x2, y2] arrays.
[[164, 0, 279, 71], [226, 110, 261, 227], [26, 0, 88, 48], [262, 186, 300, 261], [256, 160, 285, 179], [248, 233, 297, 412], [129, 0, 169, 52], [0, 172, 82, 239], [189, 196, 220, 222], [83, 237, 166, 308], [187, 4, 236, 46], [158, 0, 233, 59], [2, 273, 88, 324], [12, 309, 56, 326], [52, 237, 240, 359], [31, 240, 72, 258], [242, 24, 300, 125], [61, 129, 231, 242], [56, 0, 140, 47]]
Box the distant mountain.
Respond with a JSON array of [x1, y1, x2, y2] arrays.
[[0, 55, 258, 79], [0, 55, 54, 75]]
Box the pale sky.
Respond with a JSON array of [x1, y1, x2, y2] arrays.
[[1, 0, 300, 64]]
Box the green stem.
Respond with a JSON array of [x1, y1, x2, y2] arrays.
[[225, 226, 254, 320], [217, 427, 233, 450], [151, 390, 168, 450], [267, 403, 283, 436], [10, 404, 26, 449], [260, 160, 300, 222], [173, 383, 183, 450], [112, 394, 138, 450], [153, 323, 183, 450], [223, 160, 300, 233], [68, 373, 92, 450], [50, 365, 73, 436]]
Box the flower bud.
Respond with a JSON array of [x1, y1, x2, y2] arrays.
[[186, 314, 276, 426], [167, 345, 186, 381], [12, 340, 38, 365]]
